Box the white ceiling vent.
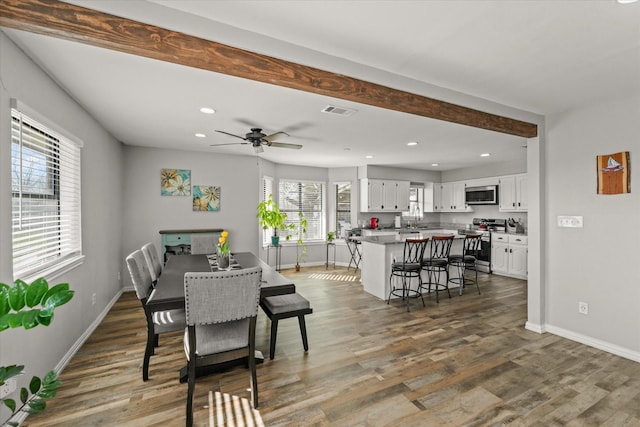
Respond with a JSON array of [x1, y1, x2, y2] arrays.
[[321, 105, 357, 117]]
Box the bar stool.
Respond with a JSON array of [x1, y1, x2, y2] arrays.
[[448, 234, 483, 295], [347, 236, 362, 272], [387, 238, 429, 311], [420, 235, 454, 303]]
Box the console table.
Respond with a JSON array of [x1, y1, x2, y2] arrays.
[[159, 228, 223, 262]]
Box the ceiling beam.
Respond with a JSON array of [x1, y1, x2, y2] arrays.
[[0, 0, 537, 138]]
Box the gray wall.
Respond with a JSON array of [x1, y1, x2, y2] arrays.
[[0, 33, 124, 420], [544, 94, 640, 355]]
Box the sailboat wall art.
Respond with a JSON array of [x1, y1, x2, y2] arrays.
[[597, 151, 630, 195]]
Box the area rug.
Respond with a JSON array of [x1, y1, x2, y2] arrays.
[[308, 273, 359, 282], [207, 391, 263, 427]]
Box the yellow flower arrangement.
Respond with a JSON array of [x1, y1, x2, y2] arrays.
[[217, 230, 230, 257]]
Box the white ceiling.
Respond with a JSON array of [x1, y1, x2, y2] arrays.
[[4, 0, 640, 171]]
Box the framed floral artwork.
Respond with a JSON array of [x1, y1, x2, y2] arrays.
[[161, 168, 191, 196], [193, 185, 221, 211]]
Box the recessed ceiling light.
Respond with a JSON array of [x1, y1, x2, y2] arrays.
[[365, 155, 373, 159], [480, 153, 491, 157], [617, 0, 638, 4], [195, 133, 206, 138], [431, 163, 439, 167], [407, 141, 418, 146], [199, 107, 215, 114]]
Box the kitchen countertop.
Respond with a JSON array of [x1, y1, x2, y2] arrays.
[[360, 231, 464, 245]]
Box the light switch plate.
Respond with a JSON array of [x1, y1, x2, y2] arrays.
[[557, 215, 583, 228]]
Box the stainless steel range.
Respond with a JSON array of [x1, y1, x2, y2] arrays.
[[471, 218, 506, 273]]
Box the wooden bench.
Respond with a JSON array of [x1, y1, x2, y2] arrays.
[[260, 293, 313, 360]]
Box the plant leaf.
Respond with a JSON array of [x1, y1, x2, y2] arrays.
[[25, 278, 48, 308], [43, 371, 58, 384], [3, 398, 16, 412], [0, 285, 9, 317], [22, 309, 41, 329], [0, 314, 9, 332], [7, 281, 27, 311], [19, 387, 28, 404], [37, 312, 53, 326], [27, 398, 46, 413], [7, 312, 25, 329], [0, 365, 24, 382], [41, 283, 69, 306], [43, 290, 74, 309], [29, 376, 42, 394]]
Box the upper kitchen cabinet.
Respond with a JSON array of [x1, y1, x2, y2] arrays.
[[360, 179, 410, 212], [437, 182, 472, 212], [498, 174, 528, 212]]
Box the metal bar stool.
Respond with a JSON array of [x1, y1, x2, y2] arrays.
[[420, 235, 454, 303], [387, 238, 429, 311], [347, 235, 362, 272], [448, 234, 483, 295]]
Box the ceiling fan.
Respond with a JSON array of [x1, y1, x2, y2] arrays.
[[211, 127, 303, 153]]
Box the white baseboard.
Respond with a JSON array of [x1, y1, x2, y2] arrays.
[[544, 324, 640, 363], [524, 321, 545, 334], [54, 289, 124, 373]]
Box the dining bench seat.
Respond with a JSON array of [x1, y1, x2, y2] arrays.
[[259, 293, 313, 360]]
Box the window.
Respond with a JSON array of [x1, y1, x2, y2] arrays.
[[11, 108, 82, 279], [335, 182, 351, 239], [403, 184, 424, 219], [261, 176, 274, 246], [278, 180, 324, 242]]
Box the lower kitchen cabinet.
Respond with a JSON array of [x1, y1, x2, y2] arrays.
[[491, 233, 527, 279]]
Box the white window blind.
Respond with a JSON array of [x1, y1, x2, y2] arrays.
[[278, 180, 324, 241], [262, 176, 274, 246], [335, 182, 351, 239], [11, 109, 82, 279]]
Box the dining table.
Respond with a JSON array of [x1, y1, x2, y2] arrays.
[[147, 251, 296, 379], [147, 251, 296, 312]]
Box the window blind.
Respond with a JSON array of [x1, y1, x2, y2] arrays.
[[262, 176, 274, 246], [11, 109, 82, 279], [278, 180, 324, 241]]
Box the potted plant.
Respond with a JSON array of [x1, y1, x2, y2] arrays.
[[256, 194, 294, 246], [1, 278, 74, 426], [294, 212, 308, 271], [326, 231, 336, 243]]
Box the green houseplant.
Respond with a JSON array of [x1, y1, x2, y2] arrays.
[[294, 212, 308, 271], [256, 194, 294, 246], [326, 231, 336, 242], [0, 278, 74, 426]]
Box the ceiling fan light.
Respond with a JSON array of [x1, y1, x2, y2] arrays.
[[254, 145, 264, 154]]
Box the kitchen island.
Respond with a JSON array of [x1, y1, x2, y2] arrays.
[[359, 230, 465, 301]]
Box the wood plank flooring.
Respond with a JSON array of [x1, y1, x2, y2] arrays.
[[22, 267, 640, 426]]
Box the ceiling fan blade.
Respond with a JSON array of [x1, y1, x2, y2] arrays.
[[215, 130, 247, 140], [268, 141, 303, 150], [262, 131, 289, 142], [209, 142, 249, 147]]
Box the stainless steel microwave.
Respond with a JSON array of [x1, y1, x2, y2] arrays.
[[465, 185, 498, 205]]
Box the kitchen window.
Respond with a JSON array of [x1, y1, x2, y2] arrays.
[[402, 183, 424, 219], [11, 107, 83, 280], [335, 182, 351, 239], [278, 180, 325, 242]]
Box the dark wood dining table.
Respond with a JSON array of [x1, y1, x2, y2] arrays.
[[147, 251, 296, 312], [147, 251, 296, 378]]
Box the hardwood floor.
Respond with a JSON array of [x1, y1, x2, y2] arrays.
[[23, 267, 640, 426]]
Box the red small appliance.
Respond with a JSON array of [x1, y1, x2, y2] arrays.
[[370, 217, 379, 229]]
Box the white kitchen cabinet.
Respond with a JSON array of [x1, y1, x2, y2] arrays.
[[360, 179, 410, 212], [498, 174, 528, 212], [440, 181, 471, 212], [432, 182, 444, 212], [491, 233, 527, 279]]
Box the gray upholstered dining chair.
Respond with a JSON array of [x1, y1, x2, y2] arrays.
[[183, 266, 262, 427], [141, 242, 163, 285], [190, 233, 216, 255], [126, 249, 186, 381]]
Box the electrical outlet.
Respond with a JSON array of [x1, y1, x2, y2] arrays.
[[578, 301, 589, 315], [92, 293, 97, 305], [558, 215, 583, 228], [0, 378, 17, 398]]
